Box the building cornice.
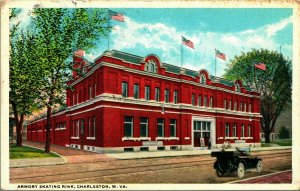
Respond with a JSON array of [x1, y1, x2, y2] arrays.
[[70, 60, 259, 98], [67, 93, 261, 118]]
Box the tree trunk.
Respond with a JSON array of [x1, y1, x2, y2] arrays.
[[265, 131, 271, 143], [16, 114, 24, 147], [12, 102, 24, 147], [44, 106, 52, 153]]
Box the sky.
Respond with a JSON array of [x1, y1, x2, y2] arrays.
[[88, 8, 293, 77], [15, 8, 293, 77]]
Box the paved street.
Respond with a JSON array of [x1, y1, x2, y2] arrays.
[[234, 170, 292, 184], [10, 141, 292, 184]]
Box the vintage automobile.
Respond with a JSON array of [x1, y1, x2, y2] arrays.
[[211, 147, 262, 178]]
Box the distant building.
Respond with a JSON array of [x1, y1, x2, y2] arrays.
[[27, 50, 261, 153]]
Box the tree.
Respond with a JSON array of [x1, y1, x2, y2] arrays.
[[9, 9, 43, 147], [278, 126, 289, 140], [224, 49, 292, 143], [31, 8, 111, 153]]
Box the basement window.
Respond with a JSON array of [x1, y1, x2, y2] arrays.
[[157, 146, 165, 151], [140, 147, 149, 152], [124, 148, 134, 152]]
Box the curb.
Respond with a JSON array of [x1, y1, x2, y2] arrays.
[[107, 146, 291, 160], [10, 144, 68, 168], [225, 169, 292, 184]]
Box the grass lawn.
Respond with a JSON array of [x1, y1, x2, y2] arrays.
[[10, 144, 60, 159], [261, 139, 292, 147]]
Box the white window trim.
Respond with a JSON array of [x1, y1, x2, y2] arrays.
[[140, 118, 149, 137], [170, 119, 177, 137], [157, 119, 164, 137], [122, 137, 151, 141], [156, 137, 179, 141], [225, 137, 238, 140], [241, 124, 245, 137], [86, 137, 96, 140], [71, 137, 79, 139], [124, 117, 133, 138]]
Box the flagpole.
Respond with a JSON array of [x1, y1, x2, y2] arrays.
[[181, 43, 183, 68], [214, 49, 217, 79]]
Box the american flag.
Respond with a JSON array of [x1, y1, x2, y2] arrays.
[[181, 36, 194, 49], [254, 62, 266, 71], [108, 10, 125, 22], [74, 49, 85, 57], [215, 49, 226, 61]]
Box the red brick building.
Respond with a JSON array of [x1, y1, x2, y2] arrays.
[[27, 50, 261, 153]]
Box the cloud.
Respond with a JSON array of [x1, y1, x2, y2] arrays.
[[97, 15, 292, 77], [265, 16, 292, 37]]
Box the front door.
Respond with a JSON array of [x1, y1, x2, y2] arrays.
[[80, 119, 85, 150], [193, 132, 201, 147], [193, 120, 211, 148]]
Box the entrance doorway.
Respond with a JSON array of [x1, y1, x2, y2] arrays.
[[80, 119, 85, 150], [193, 121, 211, 148]]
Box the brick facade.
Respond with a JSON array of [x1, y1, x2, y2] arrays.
[[27, 50, 261, 153]]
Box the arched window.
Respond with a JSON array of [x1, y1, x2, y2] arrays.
[[200, 74, 206, 84], [145, 60, 157, 73], [235, 83, 240, 92]]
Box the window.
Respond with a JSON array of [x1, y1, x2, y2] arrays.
[[88, 118, 91, 136], [235, 83, 240, 92], [241, 124, 245, 137], [244, 103, 247, 112], [88, 117, 96, 137], [145, 60, 158, 73], [192, 94, 195, 106], [124, 116, 133, 137], [233, 123, 237, 137], [145, 86, 150, 100], [93, 117, 96, 137], [155, 87, 160, 102], [94, 83, 97, 97], [76, 120, 80, 137], [173, 90, 178, 104], [198, 95, 202, 106], [225, 123, 230, 137], [229, 100, 232, 110], [165, 89, 170, 103], [240, 102, 243, 111], [170, 119, 176, 137], [234, 101, 237, 111], [140, 117, 148, 137], [157, 118, 164, 137], [72, 121, 75, 136], [89, 85, 92, 99], [73, 94, 75, 105], [134, 84, 139, 99], [248, 124, 252, 137], [204, 96, 208, 107], [76, 93, 78, 104], [200, 74, 206, 84], [80, 119, 85, 135], [210, 96, 213, 108], [249, 103, 252, 113], [122, 82, 128, 98], [224, 100, 227, 109]]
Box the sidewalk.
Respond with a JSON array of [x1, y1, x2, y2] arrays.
[[14, 141, 291, 163], [106, 146, 291, 160], [10, 157, 66, 168], [228, 170, 292, 184], [10, 141, 115, 168]]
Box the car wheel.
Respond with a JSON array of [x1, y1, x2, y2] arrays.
[[256, 160, 262, 173], [237, 162, 245, 178], [216, 169, 224, 177]]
